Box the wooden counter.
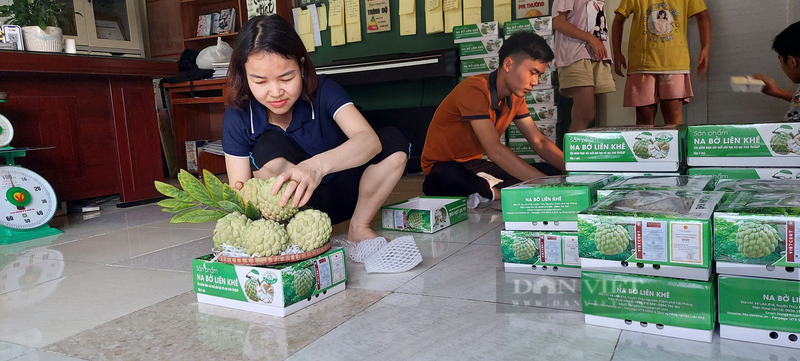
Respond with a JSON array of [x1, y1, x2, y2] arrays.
[[0, 51, 177, 203]]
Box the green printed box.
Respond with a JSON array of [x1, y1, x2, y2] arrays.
[[718, 275, 800, 349], [524, 88, 555, 104], [687, 167, 800, 187], [687, 123, 800, 167], [453, 21, 499, 43], [461, 56, 499, 75], [459, 39, 503, 59], [381, 196, 468, 233], [502, 230, 582, 277], [582, 271, 716, 342], [504, 16, 553, 36], [578, 190, 726, 281], [502, 174, 613, 231], [568, 172, 683, 182], [597, 175, 714, 200], [529, 103, 557, 121], [714, 191, 800, 279], [531, 70, 554, 90], [564, 125, 686, 172], [508, 119, 557, 140], [714, 179, 800, 193], [192, 248, 347, 317]]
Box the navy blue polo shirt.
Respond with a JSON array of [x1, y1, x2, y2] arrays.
[[222, 75, 353, 175]]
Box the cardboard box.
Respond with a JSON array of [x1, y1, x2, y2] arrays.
[[531, 70, 554, 90], [713, 191, 800, 280], [567, 172, 683, 182], [687, 123, 800, 167], [578, 190, 726, 281], [185, 140, 212, 172], [192, 248, 347, 317], [502, 174, 613, 231], [524, 88, 555, 104], [508, 120, 557, 140], [381, 196, 468, 233], [596, 175, 714, 200], [718, 275, 800, 349], [459, 39, 503, 59], [529, 103, 557, 121], [461, 57, 500, 75], [502, 230, 581, 277], [564, 125, 686, 172], [503, 16, 553, 36], [714, 179, 800, 193], [453, 22, 499, 43], [687, 167, 800, 187], [381, 219, 470, 258], [582, 271, 716, 342]]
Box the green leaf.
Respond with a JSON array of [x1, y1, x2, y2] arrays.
[[157, 199, 195, 209], [178, 169, 217, 207], [244, 201, 261, 220], [203, 169, 225, 203], [162, 203, 197, 213], [218, 200, 244, 214], [170, 209, 226, 223], [222, 184, 245, 210], [154, 181, 194, 202]]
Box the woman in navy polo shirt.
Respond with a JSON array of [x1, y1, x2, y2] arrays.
[[222, 15, 410, 254]]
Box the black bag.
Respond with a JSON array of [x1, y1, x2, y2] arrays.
[[159, 49, 217, 108]]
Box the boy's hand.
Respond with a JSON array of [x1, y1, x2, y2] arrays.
[[752, 73, 778, 96], [613, 52, 627, 77], [587, 37, 607, 60], [697, 48, 709, 75]]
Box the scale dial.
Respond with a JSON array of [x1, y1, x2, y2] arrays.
[[0, 114, 13, 148], [0, 166, 57, 229]]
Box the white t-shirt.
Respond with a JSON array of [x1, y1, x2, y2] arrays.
[[553, 0, 613, 69]]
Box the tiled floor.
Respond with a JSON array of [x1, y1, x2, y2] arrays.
[[1, 174, 798, 360]]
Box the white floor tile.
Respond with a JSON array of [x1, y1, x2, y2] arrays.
[[8, 350, 86, 361], [111, 237, 214, 272]]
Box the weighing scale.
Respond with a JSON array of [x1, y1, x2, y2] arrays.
[[0, 94, 62, 244]]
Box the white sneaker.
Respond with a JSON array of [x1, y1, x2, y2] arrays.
[[364, 236, 423, 274]]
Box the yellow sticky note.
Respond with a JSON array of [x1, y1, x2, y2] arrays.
[[444, 8, 462, 33], [463, 7, 481, 24], [300, 32, 315, 52], [346, 22, 362, 42], [298, 9, 312, 34], [494, 4, 511, 26], [399, 0, 415, 14], [425, 0, 441, 12], [443, 0, 459, 11], [463, 0, 480, 8], [331, 25, 346, 46], [400, 14, 416, 35], [318, 4, 328, 31], [329, 0, 343, 26], [345, 0, 360, 24], [495, 0, 511, 5], [426, 7, 444, 34]]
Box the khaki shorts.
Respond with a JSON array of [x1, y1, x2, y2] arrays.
[[557, 59, 616, 98]]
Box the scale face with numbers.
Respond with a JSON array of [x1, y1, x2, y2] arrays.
[[0, 166, 58, 229]]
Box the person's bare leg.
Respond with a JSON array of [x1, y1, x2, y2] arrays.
[[566, 86, 597, 133], [660, 99, 684, 125], [348, 152, 407, 242], [635, 104, 658, 125]]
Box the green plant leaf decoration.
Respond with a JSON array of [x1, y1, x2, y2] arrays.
[[203, 169, 225, 203], [157, 199, 195, 209], [154, 181, 194, 203], [218, 200, 244, 214], [222, 183, 245, 211], [171, 209, 227, 223], [178, 169, 218, 207], [245, 201, 261, 221], [162, 203, 198, 213]]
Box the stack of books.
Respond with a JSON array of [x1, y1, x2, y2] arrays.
[[211, 62, 229, 79]]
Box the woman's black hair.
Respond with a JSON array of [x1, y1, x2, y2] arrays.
[[226, 15, 318, 109]]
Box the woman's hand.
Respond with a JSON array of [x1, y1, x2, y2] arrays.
[[271, 157, 325, 208]]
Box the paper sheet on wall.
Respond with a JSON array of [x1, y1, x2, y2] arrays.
[[308, 4, 322, 46], [317, 4, 328, 31], [426, 7, 444, 34], [345, 0, 362, 42], [425, 0, 440, 12], [329, 0, 347, 46], [292, 7, 300, 32], [463, 7, 481, 25], [463, 0, 480, 8], [298, 9, 315, 52], [494, 0, 511, 27], [444, 0, 462, 33], [399, 0, 416, 36], [365, 0, 391, 33]]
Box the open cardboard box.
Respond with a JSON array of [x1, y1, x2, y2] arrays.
[[381, 196, 467, 233], [192, 248, 347, 317], [596, 175, 714, 200], [564, 125, 686, 172]]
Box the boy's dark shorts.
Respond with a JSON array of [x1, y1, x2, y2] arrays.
[[249, 127, 408, 224]]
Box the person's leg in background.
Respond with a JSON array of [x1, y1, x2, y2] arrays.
[[567, 86, 597, 132]]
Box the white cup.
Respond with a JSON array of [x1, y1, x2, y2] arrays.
[[65, 38, 76, 54]]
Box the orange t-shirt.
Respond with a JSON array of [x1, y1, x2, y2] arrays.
[[421, 72, 531, 174]]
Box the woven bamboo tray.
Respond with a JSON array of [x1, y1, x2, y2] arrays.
[[214, 242, 332, 266]]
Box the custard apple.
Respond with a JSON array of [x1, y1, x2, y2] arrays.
[[213, 212, 251, 250], [406, 211, 427, 230], [286, 209, 332, 251], [512, 237, 538, 260], [244, 278, 260, 301], [735, 222, 781, 258], [595, 223, 630, 255], [241, 177, 298, 222], [293, 267, 315, 299], [633, 139, 652, 159], [243, 219, 289, 257], [770, 132, 792, 155]]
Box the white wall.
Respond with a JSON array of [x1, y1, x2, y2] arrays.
[[597, 0, 800, 126]]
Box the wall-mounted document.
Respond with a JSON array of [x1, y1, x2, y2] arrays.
[[317, 4, 328, 31], [494, 0, 512, 28], [443, 0, 462, 33], [345, 0, 362, 42], [399, 0, 416, 36], [463, 0, 481, 25], [426, 0, 444, 34], [297, 8, 315, 52], [329, 0, 346, 46]]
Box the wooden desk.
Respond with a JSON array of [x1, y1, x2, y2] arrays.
[[0, 51, 177, 203]]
